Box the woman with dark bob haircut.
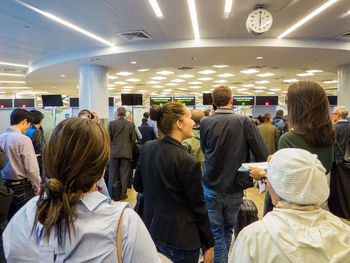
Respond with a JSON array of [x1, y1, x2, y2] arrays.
[[3, 118, 162, 262], [134, 101, 214, 263]]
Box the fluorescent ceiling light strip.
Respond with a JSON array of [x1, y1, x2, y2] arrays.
[[277, 0, 338, 39], [0, 87, 29, 89], [0, 61, 29, 68], [148, 0, 163, 17], [0, 80, 25, 83], [0, 73, 25, 77], [16, 0, 114, 46], [187, 0, 200, 39], [224, 0, 233, 13]]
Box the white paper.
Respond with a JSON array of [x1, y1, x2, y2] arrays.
[[258, 181, 266, 194], [242, 162, 268, 170]]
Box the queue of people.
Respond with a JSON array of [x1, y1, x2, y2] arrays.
[[0, 80, 350, 263]]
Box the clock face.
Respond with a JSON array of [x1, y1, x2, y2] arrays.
[[246, 9, 273, 34]]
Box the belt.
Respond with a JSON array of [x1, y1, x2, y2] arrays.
[[3, 179, 30, 186]]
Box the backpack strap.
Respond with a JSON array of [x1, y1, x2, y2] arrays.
[[116, 206, 127, 263]]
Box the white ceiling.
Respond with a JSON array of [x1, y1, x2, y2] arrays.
[[0, 0, 349, 103]]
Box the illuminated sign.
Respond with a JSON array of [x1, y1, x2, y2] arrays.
[[173, 96, 195, 106], [150, 97, 172, 106], [233, 96, 254, 106]]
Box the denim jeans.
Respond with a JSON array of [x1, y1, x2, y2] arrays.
[[155, 243, 200, 263], [203, 185, 242, 263]]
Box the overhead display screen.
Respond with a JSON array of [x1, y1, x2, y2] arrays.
[[233, 96, 254, 106], [173, 96, 195, 106], [109, 97, 114, 107], [42, 95, 63, 107], [255, 96, 279, 106], [203, 93, 213, 105], [150, 97, 172, 106], [121, 94, 142, 106], [70, 97, 79, 107], [14, 98, 35, 108], [0, 99, 13, 108], [327, 95, 337, 106]]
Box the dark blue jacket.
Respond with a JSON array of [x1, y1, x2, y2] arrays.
[[138, 123, 156, 145], [200, 108, 269, 193]]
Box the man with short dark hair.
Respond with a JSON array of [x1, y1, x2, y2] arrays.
[[138, 117, 156, 145], [25, 110, 45, 178], [200, 86, 268, 263], [108, 107, 136, 200], [0, 109, 41, 220]]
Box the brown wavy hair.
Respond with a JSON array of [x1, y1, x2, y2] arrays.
[[287, 81, 335, 147], [150, 101, 186, 136], [33, 118, 110, 247]]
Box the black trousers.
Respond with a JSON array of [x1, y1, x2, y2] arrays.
[[108, 158, 131, 201]]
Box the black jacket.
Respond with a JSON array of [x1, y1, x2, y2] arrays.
[[0, 146, 6, 170], [334, 120, 350, 162], [108, 118, 136, 159], [134, 136, 214, 251], [138, 123, 156, 145], [200, 108, 269, 193], [25, 126, 45, 155]]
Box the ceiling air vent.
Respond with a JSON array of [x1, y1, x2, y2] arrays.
[[119, 30, 151, 41], [178, 66, 193, 70], [337, 32, 350, 40]]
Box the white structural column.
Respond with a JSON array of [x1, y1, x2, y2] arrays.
[[338, 64, 350, 111], [79, 65, 108, 120]]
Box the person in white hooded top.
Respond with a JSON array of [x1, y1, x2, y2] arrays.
[[230, 148, 350, 263]]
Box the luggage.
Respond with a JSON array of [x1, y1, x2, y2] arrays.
[[234, 199, 258, 237]]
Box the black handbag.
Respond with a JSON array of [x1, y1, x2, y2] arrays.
[[328, 142, 350, 220], [0, 177, 14, 219], [234, 199, 258, 237]]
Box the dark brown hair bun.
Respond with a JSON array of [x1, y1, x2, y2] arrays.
[[150, 105, 162, 121], [46, 178, 64, 197]]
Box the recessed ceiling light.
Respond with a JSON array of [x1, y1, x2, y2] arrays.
[[255, 90, 264, 93], [277, 0, 338, 39], [242, 84, 255, 87], [198, 70, 216, 75], [116, 72, 133, 76], [187, 0, 200, 39], [150, 93, 159, 96], [214, 80, 228, 83], [307, 69, 323, 73], [147, 80, 160, 84], [283, 79, 299, 83], [240, 69, 259, 74], [157, 71, 174, 75], [0, 73, 25, 77], [188, 81, 202, 85], [267, 92, 276, 94], [224, 0, 233, 13], [108, 84, 116, 87], [114, 81, 127, 85], [152, 85, 164, 88], [123, 86, 135, 89], [189, 86, 201, 89], [197, 77, 213, 81], [108, 76, 119, 79], [256, 73, 275, 77], [108, 88, 115, 90], [296, 72, 314, 77], [256, 56, 264, 60], [0, 86, 30, 89], [282, 91, 288, 93], [151, 76, 167, 80], [217, 73, 234, 78], [178, 88, 188, 90], [165, 83, 178, 86], [179, 74, 195, 78], [17, 0, 114, 46], [212, 65, 229, 68], [0, 61, 29, 68], [212, 84, 221, 87], [255, 80, 270, 84], [228, 86, 237, 89], [130, 61, 137, 64], [148, 0, 163, 17], [126, 78, 141, 82], [254, 86, 267, 89], [270, 88, 281, 91], [0, 80, 25, 83], [138, 90, 148, 93], [163, 89, 172, 92], [138, 68, 150, 72], [59, 74, 66, 78], [323, 80, 338, 84], [237, 88, 247, 91], [171, 79, 186, 83]]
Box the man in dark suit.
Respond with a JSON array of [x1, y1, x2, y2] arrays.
[[108, 107, 136, 201], [332, 106, 350, 162], [138, 117, 156, 145]]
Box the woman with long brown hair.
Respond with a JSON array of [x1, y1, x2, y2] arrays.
[[134, 102, 214, 263], [3, 118, 162, 262]]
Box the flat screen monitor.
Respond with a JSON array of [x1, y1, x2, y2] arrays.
[[173, 96, 195, 106], [327, 95, 337, 106], [0, 99, 13, 108], [233, 96, 254, 106], [109, 97, 114, 107], [255, 96, 278, 106], [202, 93, 213, 105], [14, 98, 35, 108], [150, 97, 172, 106], [121, 94, 142, 106], [70, 98, 79, 107], [42, 95, 63, 107]]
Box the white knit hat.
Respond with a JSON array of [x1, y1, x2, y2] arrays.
[[267, 148, 329, 205]]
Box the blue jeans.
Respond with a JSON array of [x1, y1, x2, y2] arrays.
[[155, 243, 199, 263], [203, 185, 242, 263]]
